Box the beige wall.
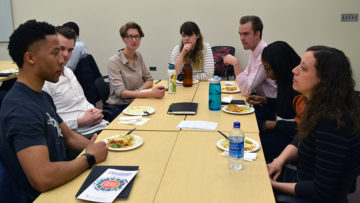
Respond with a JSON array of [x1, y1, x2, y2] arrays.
[[1, 0, 359, 90]]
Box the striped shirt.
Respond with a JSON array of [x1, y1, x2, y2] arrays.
[[291, 115, 360, 202], [170, 42, 214, 81]]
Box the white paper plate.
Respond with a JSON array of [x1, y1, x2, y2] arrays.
[[104, 134, 143, 151], [123, 106, 155, 116], [176, 79, 199, 86], [222, 105, 254, 114], [221, 87, 241, 93], [216, 137, 260, 153], [0, 69, 18, 74]]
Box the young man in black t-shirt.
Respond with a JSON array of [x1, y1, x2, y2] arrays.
[[0, 20, 108, 202]]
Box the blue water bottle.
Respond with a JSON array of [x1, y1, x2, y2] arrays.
[[208, 76, 221, 111]]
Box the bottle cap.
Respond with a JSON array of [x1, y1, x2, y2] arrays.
[[168, 63, 175, 70], [208, 76, 222, 84], [233, 121, 240, 128]]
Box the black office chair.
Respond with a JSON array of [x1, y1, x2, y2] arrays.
[[74, 54, 102, 106], [94, 76, 122, 122]]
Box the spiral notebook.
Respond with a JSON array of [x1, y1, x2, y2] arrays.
[[167, 102, 198, 115]]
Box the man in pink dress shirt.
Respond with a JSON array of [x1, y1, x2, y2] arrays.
[[224, 15, 277, 98]]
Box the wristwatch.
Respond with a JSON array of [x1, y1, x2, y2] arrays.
[[82, 153, 96, 168], [138, 87, 143, 91]]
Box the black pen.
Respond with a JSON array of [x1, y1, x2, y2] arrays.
[[155, 80, 161, 84]]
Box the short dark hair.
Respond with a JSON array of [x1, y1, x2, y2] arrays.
[[55, 26, 76, 41], [119, 22, 144, 38], [240, 15, 263, 38], [8, 19, 56, 68], [62, 21, 80, 36]]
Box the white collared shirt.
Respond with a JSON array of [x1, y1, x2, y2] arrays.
[[43, 67, 108, 135]]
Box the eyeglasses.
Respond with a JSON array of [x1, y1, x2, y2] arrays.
[[126, 35, 141, 40], [264, 66, 272, 72]]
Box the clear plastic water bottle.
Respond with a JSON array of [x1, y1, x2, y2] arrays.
[[229, 121, 244, 170]]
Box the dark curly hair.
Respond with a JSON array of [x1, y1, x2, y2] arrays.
[[179, 21, 204, 71], [8, 19, 56, 68], [298, 46, 360, 140]]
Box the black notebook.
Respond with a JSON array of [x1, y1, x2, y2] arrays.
[[167, 102, 198, 115], [221, 100, 246, 105], [75, 165, 139, 199]]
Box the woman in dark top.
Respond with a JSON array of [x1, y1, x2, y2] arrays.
[[247, 41, 300, 161], [267, 46, 360, 203]]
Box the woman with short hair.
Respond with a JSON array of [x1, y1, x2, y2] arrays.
[[107, 22, 165, 118]]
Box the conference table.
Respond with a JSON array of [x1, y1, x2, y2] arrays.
[[35, 80, 275, 203], [0, 60, 18, 82]]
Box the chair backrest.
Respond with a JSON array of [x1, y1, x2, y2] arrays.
[[95, 76, 110, 105], [74, 54, 102, 105], [211, 46, 236, 79]]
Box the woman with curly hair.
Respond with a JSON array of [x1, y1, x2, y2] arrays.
[[267, 46, 360, 202], [170, 21, 214, 80], [247, 41, 301, 162]]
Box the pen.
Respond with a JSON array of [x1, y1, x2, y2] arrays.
[[155, 80, 161, 84]]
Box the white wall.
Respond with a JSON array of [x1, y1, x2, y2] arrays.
[[1, 0, 359, 90]]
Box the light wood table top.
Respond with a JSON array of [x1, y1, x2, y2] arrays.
[[154, 131, 275, 203], [35, 130, 179, 203], [0, 60, 18, 82], [186, 81, 259, 133], [105, 82, 199, 131]]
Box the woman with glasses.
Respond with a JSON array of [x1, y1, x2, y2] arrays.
[[267, 46, 360, 203], [170, 21, 214, 80], [247, 41, 301, 162], [107, 22, 165, 118]]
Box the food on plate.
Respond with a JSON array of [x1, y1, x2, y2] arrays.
[[125, 106, 152, 115], [220, 138, 256, 151], [222, 86, 238, 91], [225, 104, 250, 113], [107, 134, 134, 149]]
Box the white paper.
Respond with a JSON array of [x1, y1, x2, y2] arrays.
[[222, 95, 233, 103], [77, 169, 138, 203], [221, 151, 257, 162], [177, 120, 218, 130]]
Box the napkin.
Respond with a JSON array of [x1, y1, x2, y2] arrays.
[[140, 89, 152, 92], [222, 95, 233, 104], [225, 81, 233, 86], [221, 151, 258, 162], [177, 120, 218, 130], [119, 116, 150, 125]]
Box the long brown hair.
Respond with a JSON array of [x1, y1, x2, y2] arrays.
[[298, 46, 360, 140], [179, 21, 204, 71]]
